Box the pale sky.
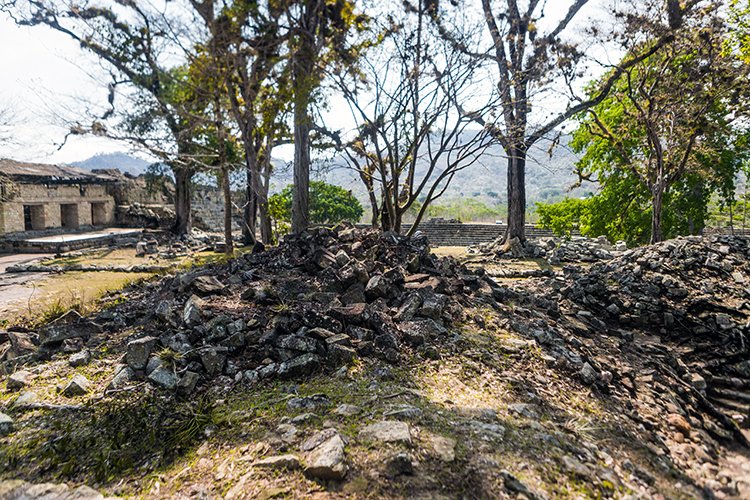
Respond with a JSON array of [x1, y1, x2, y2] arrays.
[[0, 1, 612, 166]]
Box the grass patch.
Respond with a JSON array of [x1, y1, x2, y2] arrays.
[[7, 271, 153, 328]]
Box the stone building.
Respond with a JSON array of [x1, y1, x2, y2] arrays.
[[0, 159, 117, 235]]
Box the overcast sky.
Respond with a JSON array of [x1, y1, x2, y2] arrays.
[[0, 1, 612, 166]]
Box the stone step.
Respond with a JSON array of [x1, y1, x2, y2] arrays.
[[708, 387, 750, 404], [709, 396, 750, 415], [709, 375, 750, 390]]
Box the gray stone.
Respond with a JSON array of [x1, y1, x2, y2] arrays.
[[418, 293, 447, 320], [429, 435, 456, 462], [304, 430, 348, 480], [193, 275, 226, 295], [177, 371, 200, 395], [383, 405, 423, 420], [288, 394, 331, 410], [395, 294, 422, 322], [365, 275, 390, 300], [69, 349, 91, 367], [148, 365, 179, 390], [690, 373, 707, 391], [359, 421, 412, 445], [334, 404, 362, 417], [155, 300, 172, 321], [278, 353, 321, 379], [327, 344, 357, 367], [335, 250, 351, 267], [62, 374, 91, 397], [291, 413, 317, 424], [580, 362, 598, 385], [254, 454, 301, 470], [38, 325, 83, 346], [508, 403, 539, 419], [200, 348, 226, 377], [0, 412, 13, 436], [183, 295, 205, 326], [146, 356, 163, 375], [7, 370, 32, 392], [126, 336, 158, 370], [107, 366, 134, 391], [277, 334, 319, 353], [12, 391, 39, 407]]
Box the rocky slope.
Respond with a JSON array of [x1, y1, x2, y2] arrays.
[[1, 228, 749, 498]]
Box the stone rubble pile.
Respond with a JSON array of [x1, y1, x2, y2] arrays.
[[472, 235, 627, 263], [554, 235, 750, 429], [487, 235, 750, 476], [2, 225, 495, 396]]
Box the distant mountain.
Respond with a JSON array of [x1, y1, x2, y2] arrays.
[[311, 133, 587, 208], [71, 152, 150, 177]]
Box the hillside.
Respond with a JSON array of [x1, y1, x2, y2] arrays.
[[314, 134, 586, 209], [71, 153, 151, 177]]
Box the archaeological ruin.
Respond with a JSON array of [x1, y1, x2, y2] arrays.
[[0, 159, 117, 235]]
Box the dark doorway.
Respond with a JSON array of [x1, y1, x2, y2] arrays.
[[60, 204, 79, 229], [23, 205, 45, 231], [91, 202, 107, 226], [23, 205, 32, 231]]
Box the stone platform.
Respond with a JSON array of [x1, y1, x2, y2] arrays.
[[0, 227, 143, 253]]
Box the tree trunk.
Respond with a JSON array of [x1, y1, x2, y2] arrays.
[[242, 143, 258, 245], [258, 189, 273, 244], [221, 166, 233, 255], [291, 28, 315, 235], [651, 187, 665, 244], [505, 144, 527, 242], [173, 166, 193, 236], [380, 201, 392, 232], [292, 99, 311, 233]]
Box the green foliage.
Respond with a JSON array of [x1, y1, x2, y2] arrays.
[[537, 173, 714, 245], [569, 18, 748, 243], [269, 181, 363, 233], [536, 198, 591, 238], [726, 0, 750, 63]]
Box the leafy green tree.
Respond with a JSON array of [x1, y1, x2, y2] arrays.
[[572, 11, 748, 243], [269, 181, 363, 237], [535, 198, 591, 239], [727, 0, 750, 63]]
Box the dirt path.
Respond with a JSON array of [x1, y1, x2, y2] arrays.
[[0, 254, 52, 321]]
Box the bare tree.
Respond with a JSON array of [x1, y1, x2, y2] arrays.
[[433, 0, 695, 243], [334, 3, 495, 235]]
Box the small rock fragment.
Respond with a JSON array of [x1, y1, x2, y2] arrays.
[[254, 454, 301, 470], [304, 430, 348, 480], [359, 421, 412, 445], [6, 370, 32, 392], [0, 412, 13, 436], [62, 374, 91, 397], [69, 349, 91, 367]]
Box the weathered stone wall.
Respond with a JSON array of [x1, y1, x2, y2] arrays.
[[0, 183, 115, 234], [192, 186, 244, 232]]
